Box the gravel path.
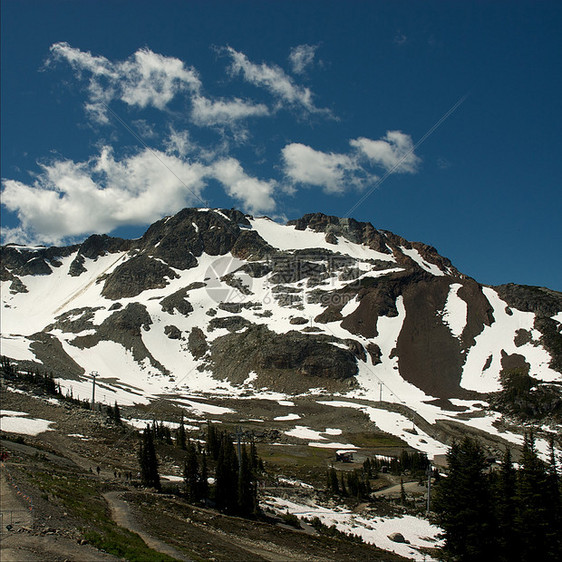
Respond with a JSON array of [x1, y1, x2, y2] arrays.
[[103, 491, 192, 561]]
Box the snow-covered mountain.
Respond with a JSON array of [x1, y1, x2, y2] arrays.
[[2, 208, 561, 458]]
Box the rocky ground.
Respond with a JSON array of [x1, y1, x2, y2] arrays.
[[0, 385, 420, 561]]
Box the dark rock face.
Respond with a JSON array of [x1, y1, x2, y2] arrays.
[[188, 327, 208, 359], [29, 332, 85, 378], [160, 289, 194, 316], [210, 324, 358, 389], [457, 279, 495, 349], [231, 230, 273, 260], [164, 325, 182, 339], [501, 351, 530, 374], [340, 270, 426, 338], [1, 244, 76, 279], [69, 234, 132, 276], [395, 276, 465, 399], [366, 343, 382, 365], [102, 254, 179, 300], [494, 284, 562, 318], [208, 316, 251, 332], [48, 307, 101, 333], [495, 284, 562, 373], [140, 208, 242, 267], [71, 303, 167, 374]]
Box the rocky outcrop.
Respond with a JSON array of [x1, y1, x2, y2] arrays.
[[69, 234, 131, 276], [188, 327, 208, 359], [102, 254, 179, 300], [494, 284, 562, 318], [1, 244, 76, 279], [160, 289, 194, 316], [209, 324, 358, 391], [71, 303, 168, 374]]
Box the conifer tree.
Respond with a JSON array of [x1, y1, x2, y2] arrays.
[[434, 437, 494, 560], [113, 401, 121, 425], [138, 425, 161, 491], [516, 433, 553, 560], [177, 416, 187, 450], [183, 442, 199, 502], [215, 434, 238, 514], [199, 453, 209, 501], [327, 468, 339, 494], [238, 445, 256, 516], [492, 448, 518, 562]]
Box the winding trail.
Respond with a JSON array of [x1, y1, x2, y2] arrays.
[[103, 491, 192, 562]]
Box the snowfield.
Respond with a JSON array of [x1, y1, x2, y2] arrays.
[[262, 495, 444, 561], [0, 410, 54, 436]]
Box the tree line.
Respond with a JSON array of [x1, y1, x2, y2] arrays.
[[138, 420, 264, 517], [434, 435, 561, 561]]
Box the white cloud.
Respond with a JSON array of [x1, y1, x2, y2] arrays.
[[350, 131, 420, 173], [225, 47, 329, 115], [1, 148, 207, 244], [210, 158, 276, 213], [1, 146, 280, 244], [289, 44, 317, 74], [282, 131, 420, 193], [190, 95, 269, 127], [282, 143, 367, 194], [49, 42, 201, 123]]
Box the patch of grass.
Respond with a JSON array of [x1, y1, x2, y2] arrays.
[[84, 528, 175, 562], [25, 470, 176, 561], [346, 431, 406, 448]]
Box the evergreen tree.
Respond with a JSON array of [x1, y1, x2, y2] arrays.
[[327, 468, 339, 494], [199, 453, 209, 502], [516, 433, 551, 561], [183, 442, 200, 502], [177, 416, 187, 450], [138, 425, 161, 491], [113, 401, 121, 425], [492, 448, 518, 562], [434, 437, 494, 561], [206, 421, 220, 460], [238, 445, 256, 516], [215, 434, 238, 514]]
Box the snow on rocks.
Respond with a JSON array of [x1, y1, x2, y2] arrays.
[[262, 495, 443, 561]]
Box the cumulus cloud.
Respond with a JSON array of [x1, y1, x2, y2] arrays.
[[289, 44, 318, 74], [282, 143, 367, 194], [1, 145, 278, 245], [190, 95, 269, 127], [224, 47, 329, 115], [49, 42, 201, 123], [282, 131, 420, 193], [210, 158, 276, 213], [350, 131, 420, 173]]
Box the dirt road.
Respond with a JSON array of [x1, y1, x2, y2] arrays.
[[103, 491, 192, 561]]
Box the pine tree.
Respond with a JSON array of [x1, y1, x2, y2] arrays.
[[434, 437, 494, 560], [215, 434, 238, 514], [238, 445, 255, 516], [206, 421, 219, 460], [177, 416, 187, 450], [327, 468, 339, 494], [199, 453, 209, 502], [183, 442, 199, 502], [492, 448, 518, 562], [138, 425, 161, 491], [545, 438, 562, 559], [515, 433, 557, 561], [113, 402, 121, 425]]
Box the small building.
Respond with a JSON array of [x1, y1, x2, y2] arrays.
[[335, 450, 354, 463]]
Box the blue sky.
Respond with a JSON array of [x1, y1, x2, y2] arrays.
[[1, 1, 561, 291]]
